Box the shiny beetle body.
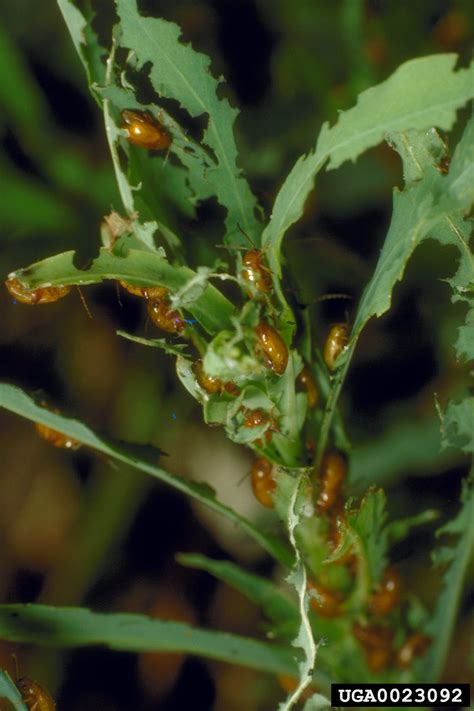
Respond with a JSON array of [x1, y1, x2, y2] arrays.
[[353, 622, 394, 673], [250, 457, 275, 508], [146, 288, 184, 334], [296, 366, 318, 408], [369, 567, 402, 616], [35, 421, 81, 451], [255, 322, 288, 375], [16, 676, 56, 710], [316, 450, 347, 512], [323, 323, 349, 370], [242, 249, 272, 294], [119, 281, 170, 300], [122, 110, 171, 151], [5, 276, 71, 305], [396, 632, 431, 668], [307, 579, 344, 618]]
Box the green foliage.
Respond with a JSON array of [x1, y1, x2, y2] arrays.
[[177, 553, 299, 637], [420, 474, 474, 680], [0, 604, 300, 677], [0, 670, 27, 711], [0, 0, 472, 703]]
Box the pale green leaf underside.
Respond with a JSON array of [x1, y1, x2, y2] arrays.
[[0, 670, 27, 711], [0, 604, 299, 678], [440, 397, 474, 454], [0, 383, 293, 567], [11, 248, 234, 336]]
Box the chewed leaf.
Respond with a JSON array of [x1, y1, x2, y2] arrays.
[[0, 383, 293, 566], [114, 0, 261, 246], [318, 54, 474, 171], [263, 55, 474, 270], [11, 248, 235, 336], [117, 331, 190, 356], [439, 397, 474, 454]]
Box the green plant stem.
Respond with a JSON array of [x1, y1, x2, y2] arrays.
[[314, 348, 354, 469]]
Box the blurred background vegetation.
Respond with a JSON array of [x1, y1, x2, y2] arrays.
[[0, 1, 473, 708]]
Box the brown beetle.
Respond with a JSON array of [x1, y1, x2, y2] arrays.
[[250, 457, 275, 508], [5, 275, 71, 306], [122, 109, 171, 151], [316, 450, 347, 512], [242, 249, 272, 294], [296, 366, 319, 408], [396, 632, 431, 669], [307, 579, 344, 618], [255, 322, 288, 375], [369, 567, 402, 617], [323, 323, 349, 371], [16, 675, 56, 710], [146, 288, 184, 334], [353, 622, 394, 673]]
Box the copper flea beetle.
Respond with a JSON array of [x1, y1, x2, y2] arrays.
[[193, 359, 224, 395], [5, 275, 71, 305], [243, 409, 276, 444], [369, 566, 402, 616], [16, 676, 56, 710], [307, 579, 344, 618], [35, 421, 81, 451], [255, 322, 288, 375], [323, 323, 349, 370], [146, 288, 184, 334], [122, 109, 171, 151], [242, 249, 272, 294], [296, 366, 319, 408], [250, 457, 275, 508], [119, 281, 171, 300], [316, 450, 347, 512], [352, 622, 394, 673], [396, 632, 431, 669], [192, 360, 238, 396]]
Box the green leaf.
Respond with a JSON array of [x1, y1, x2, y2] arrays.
[[454, 302, 474, 362], [0, 604, 300, 678], [114, 0, 261, 245], [318, 55, 474, 170], [12, 247, 235, 336], [349, 415, 452, 492], [263, 55, 474, 268], [439, 396, 474, 454], [419, 475, 474, 681], [117, 331, 190, 357], [346, 488, 388, 588], [177, 553, 299, 635], [316, 121, 474, 466], [57, 0, 106, 92], [0, 383, 293, 567], [385, 510, 439, 545], [0, 670, 27, 711], [0, 23, 52, 148]]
